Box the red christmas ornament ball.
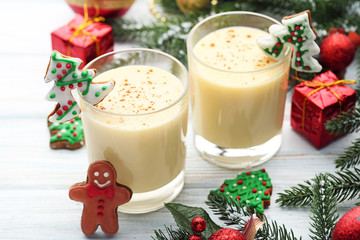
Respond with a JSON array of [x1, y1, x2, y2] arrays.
[[65, 0, 135, 17], [320, 32, 356, 71], [332, 206, 360, 240], [188, 234, 203, 240], [208, 228, 247, 240], [191, 217, 207, 233]]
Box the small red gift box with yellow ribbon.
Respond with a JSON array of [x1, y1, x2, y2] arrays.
[[291, 71, 356, 148], [51, 12, 113, 66]]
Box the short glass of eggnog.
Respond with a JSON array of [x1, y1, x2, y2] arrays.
[[79, 49, 189, 213], [187, 12, 291, 169]]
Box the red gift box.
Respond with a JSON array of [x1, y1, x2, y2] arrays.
[[51, 14, 113, 66], [291, 71, 356, 148]]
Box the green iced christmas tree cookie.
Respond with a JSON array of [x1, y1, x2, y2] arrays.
[[211, 169, 273, 214]]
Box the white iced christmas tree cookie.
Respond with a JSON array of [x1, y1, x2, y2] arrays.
[[44, 51, 114, 123], [257, 10, 322, 73]]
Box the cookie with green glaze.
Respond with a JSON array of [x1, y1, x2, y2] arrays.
[[48, 116, 84, 150], [211, 169, 273, 214]]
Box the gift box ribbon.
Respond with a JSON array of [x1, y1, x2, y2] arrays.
[[67, 1, 105, 56], [292, 74, 355, 132]]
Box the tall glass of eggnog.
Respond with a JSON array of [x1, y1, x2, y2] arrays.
[[79, 49, 189, 213], [187, 12, 291, 169]]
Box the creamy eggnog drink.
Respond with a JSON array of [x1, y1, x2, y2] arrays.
[[187, 12, 291, 168], [79, 49, 189, 213]]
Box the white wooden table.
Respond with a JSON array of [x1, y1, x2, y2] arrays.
[[0, 0, 358, 239]]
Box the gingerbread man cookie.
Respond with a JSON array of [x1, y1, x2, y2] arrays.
[[257, 10, 322, 73], [44, 51, 114, 123], [69, 161, 132, 235]]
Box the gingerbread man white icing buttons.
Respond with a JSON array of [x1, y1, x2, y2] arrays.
[[69, 161, 132, 235], [44, 51, 114, 123], [257, 10, 322, 73]]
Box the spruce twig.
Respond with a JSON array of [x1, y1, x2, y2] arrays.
[[276, 168, 360, 207], [207, 192, 302, 240], [309, 173, 339, 240], [152, 226, 189, 240], [334, 137, 360, 169], [325, 108, 360, 135]]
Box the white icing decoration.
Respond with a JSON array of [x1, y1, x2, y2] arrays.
[[94, 179, 111, 188], [251, 175, 255, 178], [259, 177, 263, 181], [259, 191, 263, 194], [256, 197, 260, 201], [104, 172, 109, 177], [44, 51, 115, 123], [226, 192, 230, 195], [256, 11, 322, 73], [243, 186, 246, 189], [233, 183, 237, 187], [246, 200, 250, 203], [94, 171, 99, 176]]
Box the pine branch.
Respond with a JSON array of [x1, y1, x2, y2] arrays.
[[152, 226, 189, 240], [206, 192, 302, 240], [334, 137, 360, 169], [276, 168, 360, 207], [325, 108, 360, 135], [309, 173, 339, 240]]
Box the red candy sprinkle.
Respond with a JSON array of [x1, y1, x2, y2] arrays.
[[97, 212, 104, 218], [261, 169, 266, 172], [57, 134, 62, 138], [97, 206, 104, 211], [62, 70, 67, 74], [262, 181, 267, 186], [291, 31, 295, 36], [252, 188, 257, 193], [236, 196, 241, 201], [296, 61, 301, 66], [305, 66, 310, 70], [298, 37, 303, 42], [57, 75, 62, 80], [56, 63, 62, 68], [288, 38, 293, 42], [98, 200, 104, 205], [66, 63, 71, 68], [296, 52, 301, 57], [56, 110, 63, 116], [69, 84, 74, 89], [71, 119, 74, 123], [295, 25, 300, 30], [274, 49, 278, 53], [246, 172, 251, 175], [68, 100, 73, 105], [264, 191, 269, 196], [220, 188, 225, 193], [237, 180, 243, 185], [276, 42, 282, 47], [61, 86, 65, 91], [63, 106, 69, 111], [73, 132, 77, 137], [73, 126, 77, 130], [78, 83, 83, 87]]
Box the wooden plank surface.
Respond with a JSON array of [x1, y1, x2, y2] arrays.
[[0, 0, 358, 239]]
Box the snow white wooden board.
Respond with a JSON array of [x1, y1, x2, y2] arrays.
[[0, 0, 358, 239]]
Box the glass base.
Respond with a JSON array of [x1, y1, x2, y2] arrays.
[[118, 170, 184, 214], [194, 133, 282, 169]]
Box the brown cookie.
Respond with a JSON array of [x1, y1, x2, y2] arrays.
[[69, 161, 132, 235], [283, 10, 317, 37], [48, 116, 85, 150]]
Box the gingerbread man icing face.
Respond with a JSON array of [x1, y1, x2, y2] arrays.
[[88, 162, 115, 190], [69, 161, 132, 235]]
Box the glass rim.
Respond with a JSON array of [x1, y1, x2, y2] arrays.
[[80, 48, 189, 117], [187, 11, 290, 74]]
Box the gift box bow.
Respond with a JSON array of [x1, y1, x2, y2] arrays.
[[294, 71, 356, 131], [66, 2, 106, 56]]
